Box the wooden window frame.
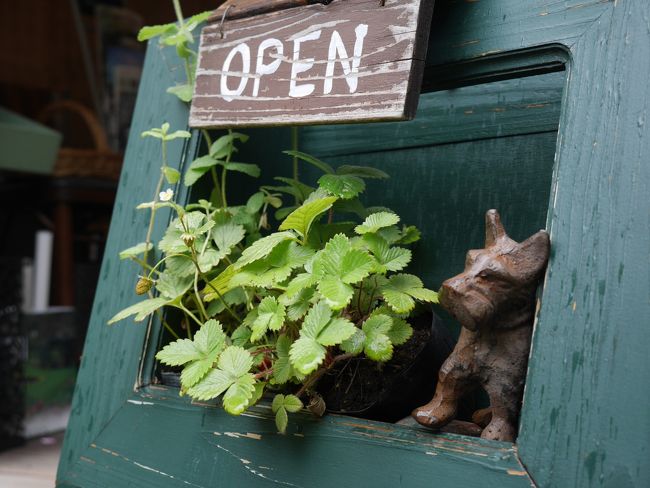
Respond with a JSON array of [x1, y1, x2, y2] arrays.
[[57, 2, 649, 487]]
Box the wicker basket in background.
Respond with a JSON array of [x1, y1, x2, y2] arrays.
[[38, 101, 122, 180]]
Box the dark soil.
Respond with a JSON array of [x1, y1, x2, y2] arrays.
[[316, 314, 452, 423]]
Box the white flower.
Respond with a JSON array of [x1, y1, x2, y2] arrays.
[[159, 188, 174, 202]]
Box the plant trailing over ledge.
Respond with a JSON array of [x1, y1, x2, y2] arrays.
[[110, 0, 438, 433]]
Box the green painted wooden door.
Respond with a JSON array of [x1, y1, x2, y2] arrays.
[[57, 1, 650, 488]]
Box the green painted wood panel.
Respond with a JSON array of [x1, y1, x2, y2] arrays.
[[58, 1, 650, 488]]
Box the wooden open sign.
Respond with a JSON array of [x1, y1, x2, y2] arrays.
[[189, 0, 435, 128]]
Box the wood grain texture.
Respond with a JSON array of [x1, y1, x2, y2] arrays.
[[190, 0, 435, 127], [59, 1, 650, 487]]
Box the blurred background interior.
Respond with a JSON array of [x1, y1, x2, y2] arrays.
[[0, 1, 218, 485]]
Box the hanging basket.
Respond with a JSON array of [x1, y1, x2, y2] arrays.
[[39, 101, 122, 180]]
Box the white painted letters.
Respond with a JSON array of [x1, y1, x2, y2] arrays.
[[324, 24, 368, 95], [252, 38, 283, 97], [289, 29, 322, 98], [221, 43, 251, 102]]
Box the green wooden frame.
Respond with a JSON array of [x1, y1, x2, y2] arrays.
[[57, 1, 650, 487]]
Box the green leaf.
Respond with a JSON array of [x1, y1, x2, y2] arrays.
[[284, 273, 316, 299], [275, 405, 288, 434], [222, 162, 260, 178], [272, 393, 285, 413], [250, 297, 286, 342], [167, 84, 193, 102], [363, 234, 411, 272], [156, 270, 193, 300], [311, 234, 373, 309], [231, 324, 252, 347], [203, 265, 238, 301], [212, 222, 245, 251], [119, 242, 152, 260], [362, 314, 394, 362], [163, 167, 181, 184], [108, 297, 167, 324], [198, 248, 228, 273], [283, 394, 303, 413], [355, 212, 400, 235], [396, 225, 421, 244], [336, 165, 389, 179], [278, 196, 337, 239], [289, 336, 326, 375], [138, 23, 176, 41], [386, 317, 413, 346], [317, 278, 354, 310], [184, 155, 218, 186], [283, 150, 334, 174], [283, 287, 315, 322], [223, 374, 256, 414], [185, 346, 254, 407], [380, 274, 439, 313], [165, 130, 192, 141], [188, 10, 212, 25], [246, 192, 265, 214], [155, 338, 200, 366], [316, 318, 356, 346], [272, 335, 294, 385], [236, 231, 296, 268], [340, 328, 366, 355], [318, 174, 365, 199], [300, 301, 332, 339]]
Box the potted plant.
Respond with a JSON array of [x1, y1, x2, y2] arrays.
[[109, 0, 443, 433]]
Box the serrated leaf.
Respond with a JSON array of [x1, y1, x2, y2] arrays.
[[289, 336, 326, 375], [222, 162, 260, 178], [272, 393, 285, 413], [108, 297, 167, 324], [231, 324, 252, 347], [272, 335, 294, 385], [283, 394, 303, 413], [236, 231, 296, 268], [155, 338, 200, 366], [387, 317, 413, 346], [355, 212, 400, 235], [167, 84, 193, 102], [188, 10, 211, 25], [184, 155, 218, 186], [251, 297, 286, 342], [340, 328, 366, 355], [283, 150, 334, 174], [301, 302, 332, 339], [318, 174, 365, 199], [203, 264, 237, 301], [138, 23, 176, 41], [340, 249, 374, 283], [119, 242, 153, 260], [218, 345, 254, 377], [380, 274, 438, 313], [156, 270, 193, 300], [317, 277, 354, 310], [279, 196, 337, 239], [362, 314, 394, 361], [223, 374, 256, 415], [316, 318, 356, 346], [186, 368, 232, 400], [212, 222, 245, 251], [397, 225, 421, 244], [284, 287, 315, 322], [336, 165, 389, 179], [285, 273, 316, 299], [197, 248, 227, 273], [275, 406, 288, 433]]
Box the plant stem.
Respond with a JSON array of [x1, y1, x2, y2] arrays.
[[221, 129, 234, 208], [155, 309, 180, 340], [143, 140, 168, 267], [178, 302, 202, 331], [172, 0, 185, 27]]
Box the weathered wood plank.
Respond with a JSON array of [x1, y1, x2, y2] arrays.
[[190, 0, 435, 127], [66, 388, 533, 488]]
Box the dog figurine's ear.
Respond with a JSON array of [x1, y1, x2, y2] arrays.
[[485, 209, 506, 247], [509, 230, 551, 283]]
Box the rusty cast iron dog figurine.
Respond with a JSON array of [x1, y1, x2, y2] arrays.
[[412, 209, 550, 442]]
